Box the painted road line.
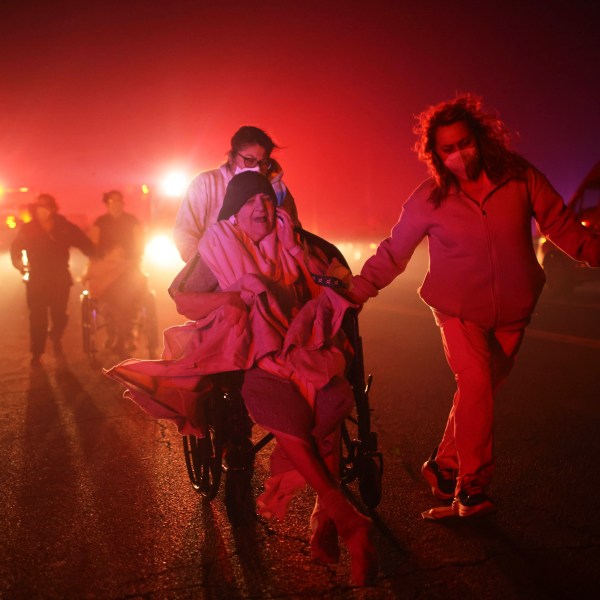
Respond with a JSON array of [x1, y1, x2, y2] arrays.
[[541, 297, 600, 311], [525, 328, 600, 350], [373, 304, 600, 349]]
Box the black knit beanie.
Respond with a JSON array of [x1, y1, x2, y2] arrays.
[[217, 171, 277, 221]]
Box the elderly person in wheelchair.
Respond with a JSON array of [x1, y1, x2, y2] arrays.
[[105, 172, 377, 586], [85, 190, 148, 354]]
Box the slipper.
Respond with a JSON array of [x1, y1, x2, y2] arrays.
[[421, 505, 457, 520]]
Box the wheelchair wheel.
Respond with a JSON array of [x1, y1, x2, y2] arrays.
[[182, 391, 227, 499], [340, 365, 383, 509], [138, 290, 159, 359], [182, 434, 223, 500], [222, 411, 256, 526], [80, 290, 99, 365], [341, 422, 383, 509], [358, 442, 383, 510], [340, 417, 360, 484]]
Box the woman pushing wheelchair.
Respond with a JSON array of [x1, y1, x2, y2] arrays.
[[105, 171, 378, 586]]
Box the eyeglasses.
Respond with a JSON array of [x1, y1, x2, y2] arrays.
[[237, 153, 272, 170]]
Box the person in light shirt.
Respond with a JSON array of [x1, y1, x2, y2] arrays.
[[173, 125, 300, 262]]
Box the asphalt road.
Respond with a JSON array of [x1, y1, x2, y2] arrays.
[[1, 245, 599, 599]]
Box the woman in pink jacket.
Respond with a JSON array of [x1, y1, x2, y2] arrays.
[[350, 94, 600, 518]]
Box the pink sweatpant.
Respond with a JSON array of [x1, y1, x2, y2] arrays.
[[434, 315, 526, 494]]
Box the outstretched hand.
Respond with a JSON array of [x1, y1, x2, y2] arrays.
[[334, 286, 365, 311]]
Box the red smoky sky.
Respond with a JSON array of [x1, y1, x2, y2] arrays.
[[1, 0, 599, 239]]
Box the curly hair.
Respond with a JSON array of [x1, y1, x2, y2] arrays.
[[413, 94, 529, 206]]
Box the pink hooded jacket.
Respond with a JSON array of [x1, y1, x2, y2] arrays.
[[352, 167, 600, 328]]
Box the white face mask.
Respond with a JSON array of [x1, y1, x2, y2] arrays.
[[233, 165, 261, 176], [443, 147, 479, 181]]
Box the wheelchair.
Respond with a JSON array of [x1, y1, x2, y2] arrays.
[[181, 231, 383, 523], [80, 274, 159, 366]]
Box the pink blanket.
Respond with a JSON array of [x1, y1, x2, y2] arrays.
[[104, 221, 355, 437]]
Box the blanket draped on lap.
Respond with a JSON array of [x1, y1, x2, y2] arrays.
[[104, 220, 355, 439]]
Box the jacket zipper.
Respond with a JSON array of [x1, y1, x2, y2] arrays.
[[461, 187, 500, 326], [480, 204, 499, 327]]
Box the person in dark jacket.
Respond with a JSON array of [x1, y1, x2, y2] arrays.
[[349, 94, 600, 518], [11, 194, 94, 365]]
